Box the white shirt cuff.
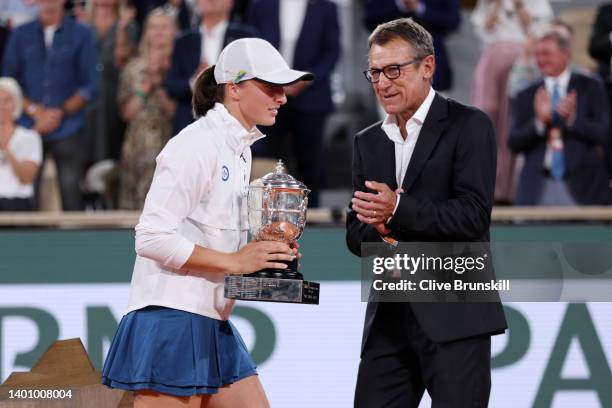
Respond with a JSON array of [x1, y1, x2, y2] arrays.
[[170, 241, 197, 269], [387, 194, 401, 223]]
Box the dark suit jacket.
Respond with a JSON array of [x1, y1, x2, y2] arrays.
[[508, 72, 610, 205], [363, 0, 461, 91], [164, 23, 255, 135], [589, 3, 612, 85], [247, 0, 340, 113], [346, 94, 507, 348]]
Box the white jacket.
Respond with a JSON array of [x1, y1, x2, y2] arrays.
[[125, 103, 264, 320]]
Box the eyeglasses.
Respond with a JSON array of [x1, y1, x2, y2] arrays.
[[363, 58, 424, 83]]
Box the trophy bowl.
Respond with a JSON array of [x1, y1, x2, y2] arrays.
[[224, 159, 320, 304], [247, 160, 309, 279]]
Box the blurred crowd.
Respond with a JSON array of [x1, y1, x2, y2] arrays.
[[0, 0, 611, 212]]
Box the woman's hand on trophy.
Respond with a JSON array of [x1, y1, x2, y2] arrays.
[[231, 241, 297, 274], [290, 241, 302, 268]]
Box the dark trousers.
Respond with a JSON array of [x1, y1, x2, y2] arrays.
[[36, 131, 84, 211], [0, 197, 35, 211], [354, 303, 492, 408], [253, 101, 328, 207]]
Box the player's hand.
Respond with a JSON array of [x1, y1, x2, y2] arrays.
[[230, 241, 296, 274]]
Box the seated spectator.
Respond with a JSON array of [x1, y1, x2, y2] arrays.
[[118, 8, 176, 210], [0, 77, 42, 211], [508, 28, 610, 205]]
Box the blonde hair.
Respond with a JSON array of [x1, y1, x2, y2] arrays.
[[0, 77, 23, 119], [138, 8, 177, 58]]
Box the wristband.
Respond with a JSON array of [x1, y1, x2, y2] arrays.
[[381, 235, 398, 248]]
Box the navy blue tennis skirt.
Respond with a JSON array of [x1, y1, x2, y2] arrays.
[[101, 306, 257, 396]]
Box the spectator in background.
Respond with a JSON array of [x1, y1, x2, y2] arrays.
[[507, 20, 575, 99], [133, 0, 192, 32], [509, 29, 610, 205], [363, 0, 461, 93], [118, 8, 176, 210], [2, 0, 97, 211], [0, 77, 42, 211], [471, 0, 552, 205], [71, 0, 89, 21], [165, 0, 255, 135], [83, 0, 138, 166], [589, 2, 612, 179], [247, 0, 340, 207]]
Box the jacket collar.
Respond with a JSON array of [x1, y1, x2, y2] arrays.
[[206, 103, 265, 153]]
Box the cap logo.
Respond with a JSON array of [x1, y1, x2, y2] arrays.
[[232, 70, 247, 84]]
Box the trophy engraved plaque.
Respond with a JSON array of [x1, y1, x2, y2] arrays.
[[224, 160, 320, 304]]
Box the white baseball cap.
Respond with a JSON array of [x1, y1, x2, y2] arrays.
[[214, 38, 314, 86]]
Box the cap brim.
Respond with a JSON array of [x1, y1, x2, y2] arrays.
[[256, 69, 314, 86]]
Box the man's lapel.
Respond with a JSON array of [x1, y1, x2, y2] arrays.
[[401, 94, 448, 192]]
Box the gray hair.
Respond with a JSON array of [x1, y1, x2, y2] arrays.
[[0, 77, 23, 119], [538, 28, 572, 52], [368, 18, 434, 60]]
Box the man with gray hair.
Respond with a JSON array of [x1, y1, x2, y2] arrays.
[[509, 28, 610, 205], [346, 18, 506, 407]]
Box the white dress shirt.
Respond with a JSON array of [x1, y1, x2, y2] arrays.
[[381, 87, 436, 193], [126, 103, 264, 320], [279, 0, 308, 67], [43, 25, 57, 49], [200, 20, 228, 66]]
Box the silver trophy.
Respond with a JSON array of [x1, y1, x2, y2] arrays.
[[224, 160, 320, 304]]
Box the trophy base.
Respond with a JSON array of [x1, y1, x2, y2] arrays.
[[224, 275, 319, 304], [244, 269, 303, 280]]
